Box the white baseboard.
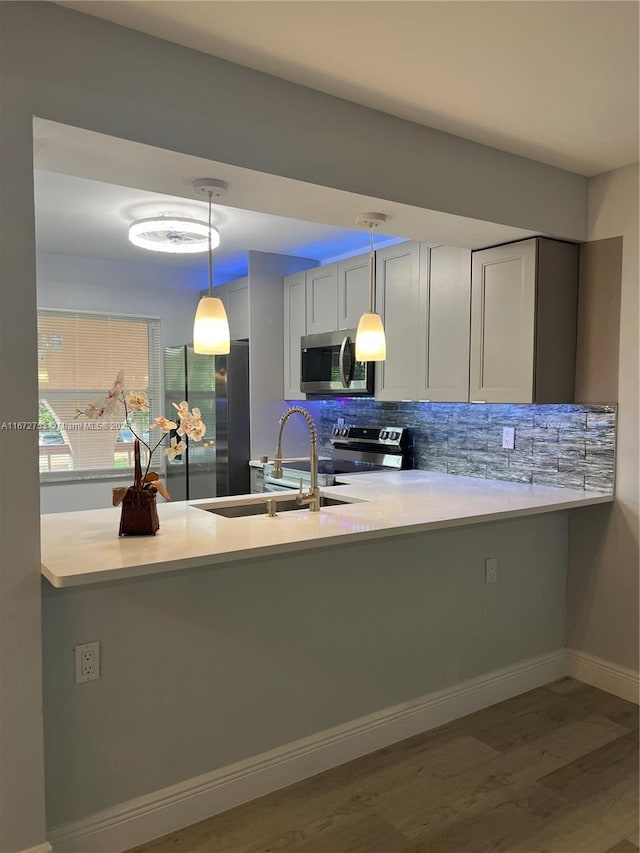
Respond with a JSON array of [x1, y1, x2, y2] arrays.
[[566, 647, 639, 704], [48, 649, 565, 853], [19, 844, 53, 853]]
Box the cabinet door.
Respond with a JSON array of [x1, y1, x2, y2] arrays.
[[306, 264, 338, 333], [417, 245, 471, 402], [375, 241, 420, 401], [226, 277, 249, 340], [283, 271, 307, 400], [469, 239, 536, 403], [337, 253, 370, 330]]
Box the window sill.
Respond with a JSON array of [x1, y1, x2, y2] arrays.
[[40, 470, 137, 485]]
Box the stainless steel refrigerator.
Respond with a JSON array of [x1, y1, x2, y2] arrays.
[[164, 343, 250, 500]]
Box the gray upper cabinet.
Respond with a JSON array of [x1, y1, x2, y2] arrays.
[[417, 244, 471, 403], [283, 271, 307, 400], [470, 238, 578, 403], [375, 241, 421, 401], [306, 264, 338, 333], [337, 253, 370, 330]]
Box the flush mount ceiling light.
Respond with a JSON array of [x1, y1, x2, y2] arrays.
[[128, 214, 220, 254], [192, 179, 230, 355], [128, 181, 227, 254], [355, 213, 387, 362]]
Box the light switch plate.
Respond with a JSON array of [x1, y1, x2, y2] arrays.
[[502, 427, 515, 450]]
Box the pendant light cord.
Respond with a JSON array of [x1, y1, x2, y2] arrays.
[[208, 190, 213, 298], [369, 224, 375, 312]]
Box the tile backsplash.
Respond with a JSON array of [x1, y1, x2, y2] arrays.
[[318, 400, 616, 494]]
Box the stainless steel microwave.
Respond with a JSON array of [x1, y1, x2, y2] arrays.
[[300, 329, 375, 396]]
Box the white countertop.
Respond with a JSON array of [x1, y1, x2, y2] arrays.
[[40, 470, 612, 589]]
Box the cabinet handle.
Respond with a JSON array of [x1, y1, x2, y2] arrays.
[[471, 400, 487, 404]]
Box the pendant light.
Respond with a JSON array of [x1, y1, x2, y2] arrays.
[[192, 180, 230, 355], [355, 213, 386, 361]]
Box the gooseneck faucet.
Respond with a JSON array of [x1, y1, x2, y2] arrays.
[[272, 406, 321, 512]]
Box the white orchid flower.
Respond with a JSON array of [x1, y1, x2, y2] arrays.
[[102, 395, 122, 416], [188, 419, 207, 441], [153, 416, 178, 434], [108, 370, 125, 396], [126, 391, 149, 413], [165, 436, 186, 461], [172, 401, 190, 420], [176, 414, 196, 437]]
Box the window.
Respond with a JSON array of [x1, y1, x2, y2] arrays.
[[37, 310, 161, 479]]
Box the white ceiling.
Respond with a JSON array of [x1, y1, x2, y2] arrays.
[[34, 119, 535, 276], [57, 0, 639, 177], [33, 170, 405, 279]]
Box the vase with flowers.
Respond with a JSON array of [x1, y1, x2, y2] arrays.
[[75, 370, 209, 536]]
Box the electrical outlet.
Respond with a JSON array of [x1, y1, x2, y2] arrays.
[[337, 417, 345, 428], [485, 557, 498, 584], [502, 427, 515, 450], [74, 641, 100, 684]]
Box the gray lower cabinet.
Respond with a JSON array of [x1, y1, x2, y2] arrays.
[[283, 270, 307, 400], [470, 238, 578, 403]]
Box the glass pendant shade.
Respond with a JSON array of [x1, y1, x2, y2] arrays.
[[193, 296, 230, 354], [191, 181, 230, 355], [355, 312, 386, 361], [354, 213, 386, 362]]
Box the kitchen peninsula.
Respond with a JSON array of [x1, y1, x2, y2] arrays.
[[41, 470, 610, 587], [41, 469, 614, 844]]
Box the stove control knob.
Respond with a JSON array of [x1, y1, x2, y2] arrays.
[[391, 431, 399, 441], [341, 427, 349, 437], [380, 430, 388, 439]]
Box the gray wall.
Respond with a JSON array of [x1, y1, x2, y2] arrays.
[[247, 251, 320, 459], [568, 165, 639, 670], [42, 512, 567, 828], [0, 1, 593, 848]]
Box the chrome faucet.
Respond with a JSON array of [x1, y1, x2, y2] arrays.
[[272, 406, 321, 512]]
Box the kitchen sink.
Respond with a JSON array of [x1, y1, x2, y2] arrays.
[[201, 495, 360, 518]]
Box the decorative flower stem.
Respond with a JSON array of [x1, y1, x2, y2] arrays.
[[74, 371, 211, 500], [121, 398, 165, 485]]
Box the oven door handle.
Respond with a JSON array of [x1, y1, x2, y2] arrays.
[[339, 335, 353, 388]]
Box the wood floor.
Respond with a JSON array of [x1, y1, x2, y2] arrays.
[[129, 679, 639, 853]]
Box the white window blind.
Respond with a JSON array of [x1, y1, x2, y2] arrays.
[[37, 310, 161, 479]]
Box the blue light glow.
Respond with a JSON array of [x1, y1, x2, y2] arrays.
[[192, 235, 407, 288]]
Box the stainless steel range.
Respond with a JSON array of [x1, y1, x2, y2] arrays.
[[263, 425, 409, 492]]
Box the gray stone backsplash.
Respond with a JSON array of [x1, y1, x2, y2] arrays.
[[318, 400, 616, 494]]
